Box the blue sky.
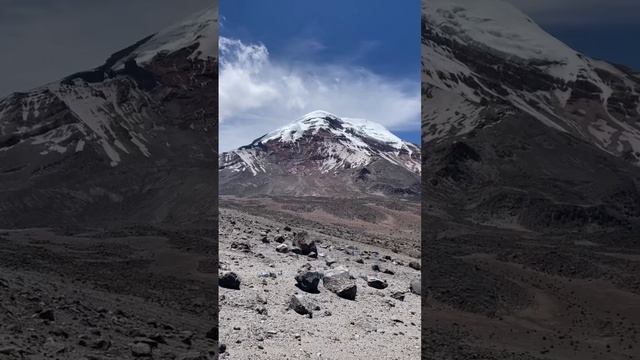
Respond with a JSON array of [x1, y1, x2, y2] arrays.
[[221, 0, 420, 80], [219, 0, 421, 150], [0, 0, 210, 98], [507, 0, 640, 69], [546, 25, 640, 69]]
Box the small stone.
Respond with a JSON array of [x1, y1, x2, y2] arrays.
[[367, 276, 388, 289], [256, 306, 268, 315], [131, 342, 152, 357], [219, 271, 241, 290], [149, 333, 167, 344], [180, 331, 194, 345], [409, 261, 421, 271], [44, 338, 66, 354], [295, 271, 323, 293], [90, 338, 111, 350], [50, 327, 69, 338], [276, 244, 289, 253], [288, 295, 315, 317], [230, 241, 251, 252], [410, 279, 421, 295], [38, 309, 55, 321], [292, 231, 317, 255], [391, 292, 406, 301]]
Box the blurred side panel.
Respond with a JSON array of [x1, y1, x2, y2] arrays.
[[422, 0, 640, 359], [0, 0, 219, 358]]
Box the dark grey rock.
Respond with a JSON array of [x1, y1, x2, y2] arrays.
[[410, 279, 421, 295], [292, 231, 317, 255], [323, 268, 357, 300], [367, 276, 388, 289], [219, 271, 241, 290], [295, 271, 323, 293], [288, 295, 315, 317]]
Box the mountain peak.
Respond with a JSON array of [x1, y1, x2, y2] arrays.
[[427, 0, 581, 81], [221, 111, 420, 182], [252, 111, 411, 153], [219, 110, 421, 196], [424, 0, 640, 163], [111, 7, 217, 69], [299, 110, 339, 121]]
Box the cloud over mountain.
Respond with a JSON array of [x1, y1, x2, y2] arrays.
[[219, 36, 419, 151]]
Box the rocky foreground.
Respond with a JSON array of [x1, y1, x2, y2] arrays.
[[218, 207, 421, 359], [0, 227, 217, 359]]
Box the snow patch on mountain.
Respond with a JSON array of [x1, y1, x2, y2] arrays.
[[428, 0, 582, 81], [260, 110, 411, 151], [112, 7, 216, 69], [424, 0, 640, 163], [0, 6, 217, 172], [223, 110, 420, 176]]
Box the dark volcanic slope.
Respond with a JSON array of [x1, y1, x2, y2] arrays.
[[0, 9, 218, 228], [219, 110, 421, 198], [426, 106, 640, 233]]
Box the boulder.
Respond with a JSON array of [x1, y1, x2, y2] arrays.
[[295, 271, 323, 293], [219, 271, 241, 290], [366, 276, 388, 289], [323, 267, 357, 300], [292, 231, 317, 255], [288, 295, 315, 317]]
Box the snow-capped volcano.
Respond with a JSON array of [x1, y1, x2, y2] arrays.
[[422, 0, 640, 232], [219, 111, 420, 197], [424, 0, 640, 163], [0, 8, 217, 227], [0, 7, 216, 167], [259, 110, 410, 149]]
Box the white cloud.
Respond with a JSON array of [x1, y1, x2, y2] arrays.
[[219, 36, 420, 151]]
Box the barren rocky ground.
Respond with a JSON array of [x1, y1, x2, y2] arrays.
[[218, 197, 421, 360], [422, 218, 640, 360], [0, 227, 217, 359]]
